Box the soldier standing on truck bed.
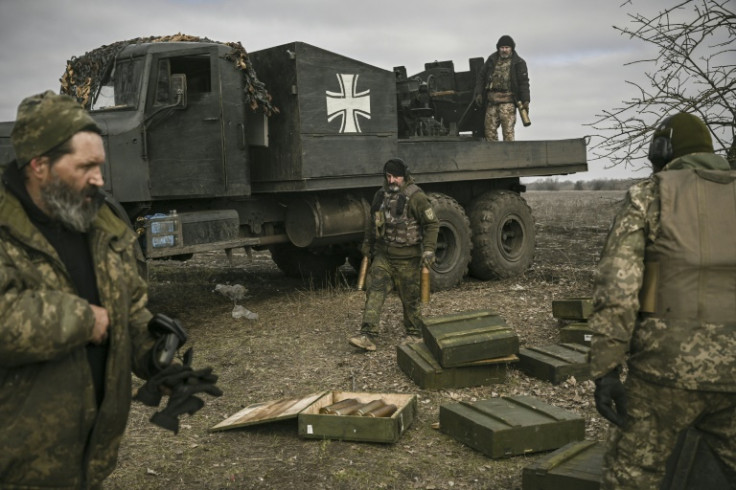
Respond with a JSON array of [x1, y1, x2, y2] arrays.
[[473, 35, 530, 142], [587, 112, 736, 489], [349, 158, 439, 352]]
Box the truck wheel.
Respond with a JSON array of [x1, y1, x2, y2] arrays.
[[428, 193, 472, 290], [268, 243, 346, 284], [468, 190, 535, 279]]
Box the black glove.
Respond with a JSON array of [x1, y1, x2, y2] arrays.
[[148, 313, 188, 371], [133, 361, 194, 407], [594, 367, 628, 427], [149, 366, 223, 434]]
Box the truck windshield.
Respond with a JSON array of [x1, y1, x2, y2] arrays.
[[91, 59, 143, 111]]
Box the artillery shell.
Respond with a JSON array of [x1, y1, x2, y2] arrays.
[[333, 401, 368, 416], [319, 398, 359, 414], [365, 403, 398, 418], [355, 399, 386, 416]]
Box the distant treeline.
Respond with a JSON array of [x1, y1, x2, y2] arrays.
[[525, 178, 643, 191]]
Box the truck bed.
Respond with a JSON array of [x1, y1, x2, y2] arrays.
[[250, 136, 587, 193]]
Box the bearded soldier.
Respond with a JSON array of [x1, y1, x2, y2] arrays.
[[349, 158, 439, 352], [473, 35, 530, 142], [587, 112, 736, 488], [0, 91, 221, 488]]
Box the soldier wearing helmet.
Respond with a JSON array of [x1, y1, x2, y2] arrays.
[[587, 112, 736, 488]]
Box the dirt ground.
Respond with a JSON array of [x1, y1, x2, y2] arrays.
[[106, 190, 627, 490]]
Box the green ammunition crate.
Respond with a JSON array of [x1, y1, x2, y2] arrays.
[[396, 341, 516, 389], [422, 310, 519, 368], [210, 390, 416, 443], [559, 322, 595, 346], [552, 298, 594, 321], [439, 395, 585, 459], [518, 343, 592, 384], [522, 440, 604, 490]]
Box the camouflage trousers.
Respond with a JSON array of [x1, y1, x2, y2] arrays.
[[484, 102, 516, 141], [361, 253, 423, 337], [601, 373, 736, 489]]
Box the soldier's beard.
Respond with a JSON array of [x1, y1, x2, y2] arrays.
[[388, 184, 400, 193], [40, 172, 102, 232]]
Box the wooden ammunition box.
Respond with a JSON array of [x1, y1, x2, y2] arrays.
[[439, 395, 585, 459], [552, 298, 594, 321], [559, 322, 595, 346], [210, 390, 416, 443], [522, 440, 605, 490], [518, 343, 592, 384], [397, 341, 517, 389], [422, 310, 519, 368]]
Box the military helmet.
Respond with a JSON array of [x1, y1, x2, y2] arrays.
[[648, 112, 713, 170]]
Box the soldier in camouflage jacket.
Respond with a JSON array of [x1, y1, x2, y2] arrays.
[[588, 112, 736, 489], [348, 158, 439, 352], [473, 35, 530, 142], [0, 91, 158, 489]]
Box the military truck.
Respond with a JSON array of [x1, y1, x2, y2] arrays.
[[0, 38, 587, 289]]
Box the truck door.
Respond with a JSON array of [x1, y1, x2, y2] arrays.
[[145, 47, 226, 198]]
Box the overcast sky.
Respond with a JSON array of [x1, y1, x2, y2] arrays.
[[0, 0, 675, 181]]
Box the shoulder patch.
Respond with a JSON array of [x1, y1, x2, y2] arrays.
[[424, 207, 436, 221]]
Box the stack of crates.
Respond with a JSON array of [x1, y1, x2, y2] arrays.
[[396, 309, 590, 463], [554, 297, 596, 346], [396, 310, 519, 389]]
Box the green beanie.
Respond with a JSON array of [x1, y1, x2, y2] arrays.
[[11, 90, 101, 167], [659, 112, 713, 159]]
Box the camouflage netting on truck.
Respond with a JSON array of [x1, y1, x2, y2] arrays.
[[59, 33, 278, 115]]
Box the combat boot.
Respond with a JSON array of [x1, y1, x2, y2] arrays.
[[349, 334, 376, 351]]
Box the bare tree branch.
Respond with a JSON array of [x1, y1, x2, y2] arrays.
[[588, 0, 735, 169]]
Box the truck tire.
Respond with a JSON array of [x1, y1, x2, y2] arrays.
[[268, 243, 346, 284], [427, 193, 472, 290], [468, 190, 535, 279]]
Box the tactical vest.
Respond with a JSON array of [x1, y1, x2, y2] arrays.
[[490, 57, 512, 92], [639, 168, 736, 322], [374, 184, 423, 247]]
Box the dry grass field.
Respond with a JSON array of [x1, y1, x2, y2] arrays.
[[106, 190, 627, 490]]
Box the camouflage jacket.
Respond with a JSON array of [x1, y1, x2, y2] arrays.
[[588, 152, 736, 392], [362, 177, 439, 259], [473, 51, 530, 104], [0, 180, 156, 488]]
